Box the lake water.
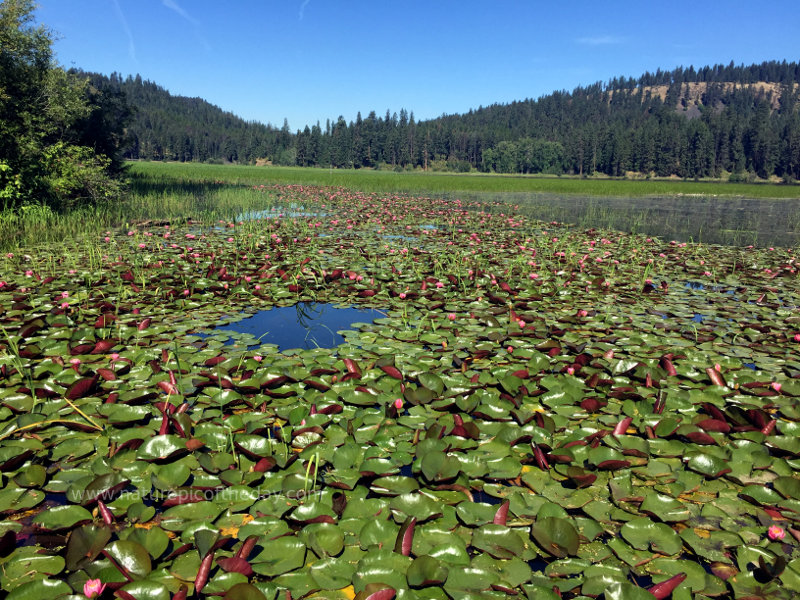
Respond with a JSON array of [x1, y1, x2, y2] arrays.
[[462, 192, 800, 247], [206, 302, 386, 351]]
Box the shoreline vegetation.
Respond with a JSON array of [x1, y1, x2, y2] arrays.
[[128, 161, 800, 199], [1, 161, 799, 253]]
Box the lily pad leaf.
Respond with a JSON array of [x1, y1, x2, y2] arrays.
[[685, 452, 731, 478], [471, 524, 526, 559], [32, 504, 93, 530], [407, 555, 449, 587], [250, 537, 306, 577], [621, 517, 683, 556], [105, 539, 152, 579], [137, 434, 189, 462], [74, 472, 130, 505], [116, 580, 171, 600], [531, 516, 579, 558], [6, 578, 72, 600], [773, 476, 800, 500], [418, 373, 444, 395], [65, 524, 112, 570], [224, 583, 268, 600], [604, 581, 661, 600]]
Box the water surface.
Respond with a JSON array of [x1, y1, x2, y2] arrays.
[[207, 302, 386, 351], [460, 192, 800, 247]]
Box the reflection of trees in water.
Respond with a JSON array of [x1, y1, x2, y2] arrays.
[[294, 303, 335, 348]]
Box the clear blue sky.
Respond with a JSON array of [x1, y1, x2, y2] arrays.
[[35, 1, 800, 131]]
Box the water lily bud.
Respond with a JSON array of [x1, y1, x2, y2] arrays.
[[772, 382, 782, 393], [447, 313, 456, 321], [394, 398, 403, 409]]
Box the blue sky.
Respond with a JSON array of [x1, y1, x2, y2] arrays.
[[36, 1, 800, 131]]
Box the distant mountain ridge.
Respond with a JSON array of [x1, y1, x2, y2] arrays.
[[82, 60, 800, 180]]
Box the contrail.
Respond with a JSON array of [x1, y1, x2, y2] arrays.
[[299, 0, 311, 20], [111, 0, 137, 62], [162, 0, 210, 52], [162, 0, 199, 26]]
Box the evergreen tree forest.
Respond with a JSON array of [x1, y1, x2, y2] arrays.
[[80, 72, 295, 165], [95, 60, 800, 180]]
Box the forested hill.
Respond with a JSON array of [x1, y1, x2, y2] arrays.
[[77, 72, 295, 164], [427, 61, 800, 179], [86, 60, 800, 180]]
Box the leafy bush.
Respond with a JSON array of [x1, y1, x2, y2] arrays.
[[42, 142, 124, 209], [0, 161, 24, 209]]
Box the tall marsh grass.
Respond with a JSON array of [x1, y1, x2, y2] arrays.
[[1, 161, 798, 252]]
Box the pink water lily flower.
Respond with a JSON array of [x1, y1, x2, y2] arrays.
[[83, 578, 106, 598], [768, 525, 786, 540]]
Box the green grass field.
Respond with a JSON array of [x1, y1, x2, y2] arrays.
[[128, 161, 800, 199]]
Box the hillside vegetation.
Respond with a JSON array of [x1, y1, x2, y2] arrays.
[[89, 61, 800, 181]]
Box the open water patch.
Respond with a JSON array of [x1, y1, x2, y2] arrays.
[[202, 302, 386, 351], [236, 204, 326, 221]]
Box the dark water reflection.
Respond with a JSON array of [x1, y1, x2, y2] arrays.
[[209, 302, 386, 351], [463, 192, 800, 247]]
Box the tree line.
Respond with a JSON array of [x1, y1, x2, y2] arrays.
[[105, 60, 800, 181]]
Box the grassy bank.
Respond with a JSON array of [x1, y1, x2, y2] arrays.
[[129, 161, 800, 199]]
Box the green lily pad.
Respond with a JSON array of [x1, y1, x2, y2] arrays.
[[32, 504, 93, 530], [407, 555, 449, 587], [531, 516, 580, 558], [620, 517, 683, 556], [250, 537, 307, 577]]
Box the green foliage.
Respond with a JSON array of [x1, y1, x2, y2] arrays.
[[0, 0, 126, 210], [41, 142, 123, 208], [0, 161, 23, 207]]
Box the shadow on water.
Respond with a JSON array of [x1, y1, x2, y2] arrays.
[[205, 302, 386, 351], [458, 191, 800, 247]]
